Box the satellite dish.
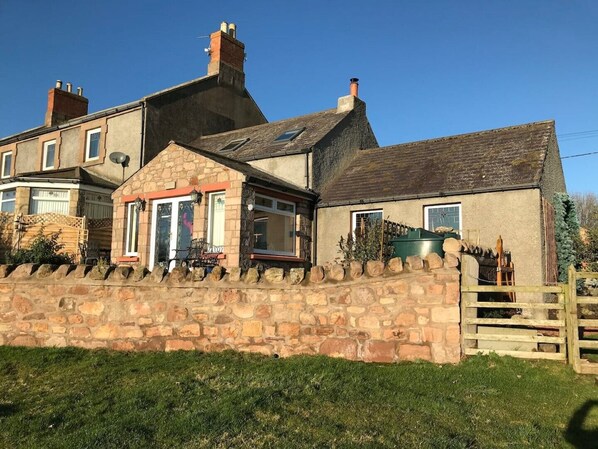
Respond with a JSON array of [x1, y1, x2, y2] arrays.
[[109, 151, 129, 165]]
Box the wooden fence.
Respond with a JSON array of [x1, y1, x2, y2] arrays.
[[461, 255, 598, 374], [2, 213, 113, 264]]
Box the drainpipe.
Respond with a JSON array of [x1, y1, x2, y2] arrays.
[[313, 204, 318, 267], [305, 150, 312, 190], [140, 101, 147, 166]]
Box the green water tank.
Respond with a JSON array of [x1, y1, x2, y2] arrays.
[[390, 228, 446, 260]]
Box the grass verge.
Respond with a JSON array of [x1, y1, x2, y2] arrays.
[[0, 347, 597, 449]]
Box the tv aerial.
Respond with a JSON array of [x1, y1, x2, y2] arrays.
[[109, 151, 130, 183]]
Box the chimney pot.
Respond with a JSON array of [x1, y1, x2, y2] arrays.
[[55, 80, 63, 89], [350, 78, 359, 97], [228, 23, 236, 38], [77, 87, 83, 96], [220, 21, 228, 32], [66, 82, 72, 93]]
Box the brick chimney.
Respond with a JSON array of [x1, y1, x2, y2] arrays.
[[207, 22, 245, 90], [45, 80, 89, 127]]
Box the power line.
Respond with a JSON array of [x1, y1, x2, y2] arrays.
[[558, 128, 598, 137], [561, 150, 598, 160]]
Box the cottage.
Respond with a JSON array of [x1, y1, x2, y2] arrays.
[[317, 120, 566, 286]]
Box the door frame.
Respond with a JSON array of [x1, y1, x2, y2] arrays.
[[148, 195, 192, 270]]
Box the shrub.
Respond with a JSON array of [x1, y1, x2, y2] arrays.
[[338, 219, 394, 264], [553, 192, 581, 282], [8, 231, 73, 265]]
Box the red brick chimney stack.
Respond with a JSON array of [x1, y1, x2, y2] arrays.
[[207, 21, 245, 76], [350, 78, 359, 97], [45, 80, 89, 127]]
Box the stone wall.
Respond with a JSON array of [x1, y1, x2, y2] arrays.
[[0, 254, 461, 364]]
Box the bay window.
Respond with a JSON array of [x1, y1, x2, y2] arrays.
[[29, 188, 69, 215]]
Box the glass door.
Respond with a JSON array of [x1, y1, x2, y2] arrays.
[[149, 196, 193, 270]]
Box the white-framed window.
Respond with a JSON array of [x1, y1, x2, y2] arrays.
[[252, 194, 296, 256], [29, 188, 69, 215], [42, 140, 56, 170], [125, 203, 139, 255], [424, 203, 461, 232], [351, 209, 383, 236], [85, 128, 101, 161], [1, 152, 12, 179], [207, 192, 225, 251], [0, 189, 15, 213]]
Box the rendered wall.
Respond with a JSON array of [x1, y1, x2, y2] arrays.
[[0, 257, 460, 364], [317, 189, 544, 286]]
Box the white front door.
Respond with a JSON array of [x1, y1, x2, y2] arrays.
[[149, 196, 194, 270]]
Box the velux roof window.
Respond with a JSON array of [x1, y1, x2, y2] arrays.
[[219, 138, 249, 153], [273, 127, 305, 143]]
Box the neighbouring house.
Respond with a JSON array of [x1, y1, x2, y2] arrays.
[[316, 120, 566, 286], [0, 22, 266, 260]]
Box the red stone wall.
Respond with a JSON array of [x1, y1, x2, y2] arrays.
[[0, 254, 461, 364]]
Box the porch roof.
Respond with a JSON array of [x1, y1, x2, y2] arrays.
[[10, 167, 119, 190]]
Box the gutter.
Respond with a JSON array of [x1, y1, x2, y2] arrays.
[[317, 183, 541, 208]]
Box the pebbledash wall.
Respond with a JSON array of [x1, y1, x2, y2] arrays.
[[0, 254, 461, 364]]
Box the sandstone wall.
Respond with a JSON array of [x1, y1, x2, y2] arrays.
[[0, 255, 461, 364]]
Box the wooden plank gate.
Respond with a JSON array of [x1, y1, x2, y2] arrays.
[[566, 266, 598, 375], [461, 256, 598, 374]]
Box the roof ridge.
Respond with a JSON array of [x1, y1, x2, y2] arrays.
[[198, 108, 341, 140], [360, 120, 555, 153]]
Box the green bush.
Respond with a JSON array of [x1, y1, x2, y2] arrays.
[[8, 231, 73, 265], [338, 219, 393, 264], [553, 192, 581, 282]]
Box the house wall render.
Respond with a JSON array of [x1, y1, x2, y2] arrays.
[[0, 258, 460, 364]]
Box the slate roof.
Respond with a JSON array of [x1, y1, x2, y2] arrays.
[[0, 73, 238, 145], [319, 120, 555, 206], [173, 142, 317, 199], [10, 167, 119, 190], [189, 109, 351, 161]]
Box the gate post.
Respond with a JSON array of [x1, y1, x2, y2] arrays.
[[565, 265, 580, 371], [461, 254, 479, 353]]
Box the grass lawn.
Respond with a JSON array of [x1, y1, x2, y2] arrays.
[[0, 347, 597, 449]]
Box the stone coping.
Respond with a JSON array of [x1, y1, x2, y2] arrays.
[[0, 253, 457, 288]]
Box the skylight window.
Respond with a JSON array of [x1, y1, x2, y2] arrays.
[[219, 138, 249, 153], [274, 127, 305, 143]]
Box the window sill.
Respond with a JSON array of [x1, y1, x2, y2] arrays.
[[249, 253, 304, 262], [117, 256, 139, 263], [207, 253, 226, 260]]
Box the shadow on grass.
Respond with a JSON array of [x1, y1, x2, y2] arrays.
[[565, 400, 598, 449], [0, 403, 18, 417]]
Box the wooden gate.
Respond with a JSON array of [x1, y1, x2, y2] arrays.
[[461, 256, 598, 374], [566, 266, 598, 375]]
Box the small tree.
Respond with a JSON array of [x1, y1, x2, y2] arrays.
[[8, 230, 73, 265], [553, 193, 581, 282], [338, 218, 393, 264]]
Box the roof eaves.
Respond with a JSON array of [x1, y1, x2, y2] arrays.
[[317, 183, 541, 208]]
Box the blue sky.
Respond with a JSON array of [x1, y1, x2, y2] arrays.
[[1, 0, 597, 193]]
